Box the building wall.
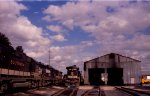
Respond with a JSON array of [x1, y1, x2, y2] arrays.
[[84, 53, 141, 85], [115, 54, 141, 84]]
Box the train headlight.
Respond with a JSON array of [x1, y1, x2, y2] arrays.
[[101, 77, 105, 81]]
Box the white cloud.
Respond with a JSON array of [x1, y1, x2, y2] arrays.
[[43, 1, 150, 72], [62, 19, 74, 29], [49, 43, 94, 72], [51, 34, 66, 41], [46, 1, 149, 50], [1, 0, 149, 73], [53, 55, 62, 61], [81, 41, 94, 47], [47, 25, 63, 32], [0, 1, 51, 61], [26, 51, 46, 58], [0, 0, 27, 15], [43, 1, 150, 37]]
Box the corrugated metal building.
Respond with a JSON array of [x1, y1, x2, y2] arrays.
[[84, 53, 141, 85]]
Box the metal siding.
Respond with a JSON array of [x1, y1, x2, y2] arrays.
[[117, 54, 141, 84], [85, 63, 89, 84], [84, 53, 141, 85]]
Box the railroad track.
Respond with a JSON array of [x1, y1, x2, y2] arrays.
[[52, 87, 78, 96], [0, 87, 29, 96], [116, 86, 150, 96], [1, 86, 63, 96], [81, 86, 105, 96]]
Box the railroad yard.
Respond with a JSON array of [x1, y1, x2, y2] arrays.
[[1, 1, 150, 96], [1, 32, 150, 96], [1, 85, 150, 96]]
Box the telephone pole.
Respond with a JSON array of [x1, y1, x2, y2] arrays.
[[49, 49, 51, 66]]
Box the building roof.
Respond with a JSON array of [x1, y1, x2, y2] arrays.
[[84, 53, 141, 63]]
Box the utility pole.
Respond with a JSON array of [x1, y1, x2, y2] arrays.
[[49, 49, 51, 66]]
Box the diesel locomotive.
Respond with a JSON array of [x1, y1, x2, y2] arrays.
[[0, 32, 63, 92], [63, 65, 84, 87], [141, 75, 150, 85]]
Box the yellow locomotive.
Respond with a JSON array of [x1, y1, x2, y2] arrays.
[[141, 75, 150, 85]]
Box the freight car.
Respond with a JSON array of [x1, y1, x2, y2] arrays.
[[63, 65, 84, 87], [0, 32, 63, 92]]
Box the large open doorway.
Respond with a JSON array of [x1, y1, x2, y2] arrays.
[[107, 68, 123, 86], [88, 68, 105, 85]]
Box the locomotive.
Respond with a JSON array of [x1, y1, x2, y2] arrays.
[[0, 32, 63, 92], [141, 75, 150, 85], [63, 65, 84, 87]]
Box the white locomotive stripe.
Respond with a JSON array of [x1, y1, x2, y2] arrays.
[[1, 68, 8, 74], [0, 68, 31, 76], [24, 72, 27, 76], [27, 72, 30, 76], [14, 70, 19, 76], [20, 71, 23, 76], [8, 69, 15, 75]]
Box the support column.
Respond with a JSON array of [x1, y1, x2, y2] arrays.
[[104, 68, 108, 85]]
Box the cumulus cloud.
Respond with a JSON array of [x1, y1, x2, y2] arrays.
[[47, 25, 63, 32], [43, 1, 150, 72], [51, 34, 66, 41], [1, 0, 149, 73], [43, 1, 150, 38], [49, 43, 95, 72], [0, 1, 51, 62]]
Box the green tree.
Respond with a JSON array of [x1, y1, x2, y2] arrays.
[[0, 32, 11, 46]]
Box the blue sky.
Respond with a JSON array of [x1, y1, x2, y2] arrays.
[[0, 0, 150, 73], [20, 1, 95, 46]]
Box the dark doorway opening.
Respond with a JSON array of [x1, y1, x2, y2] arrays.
[[88, 68, 105, 85], [107, 68, 123, 86]]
